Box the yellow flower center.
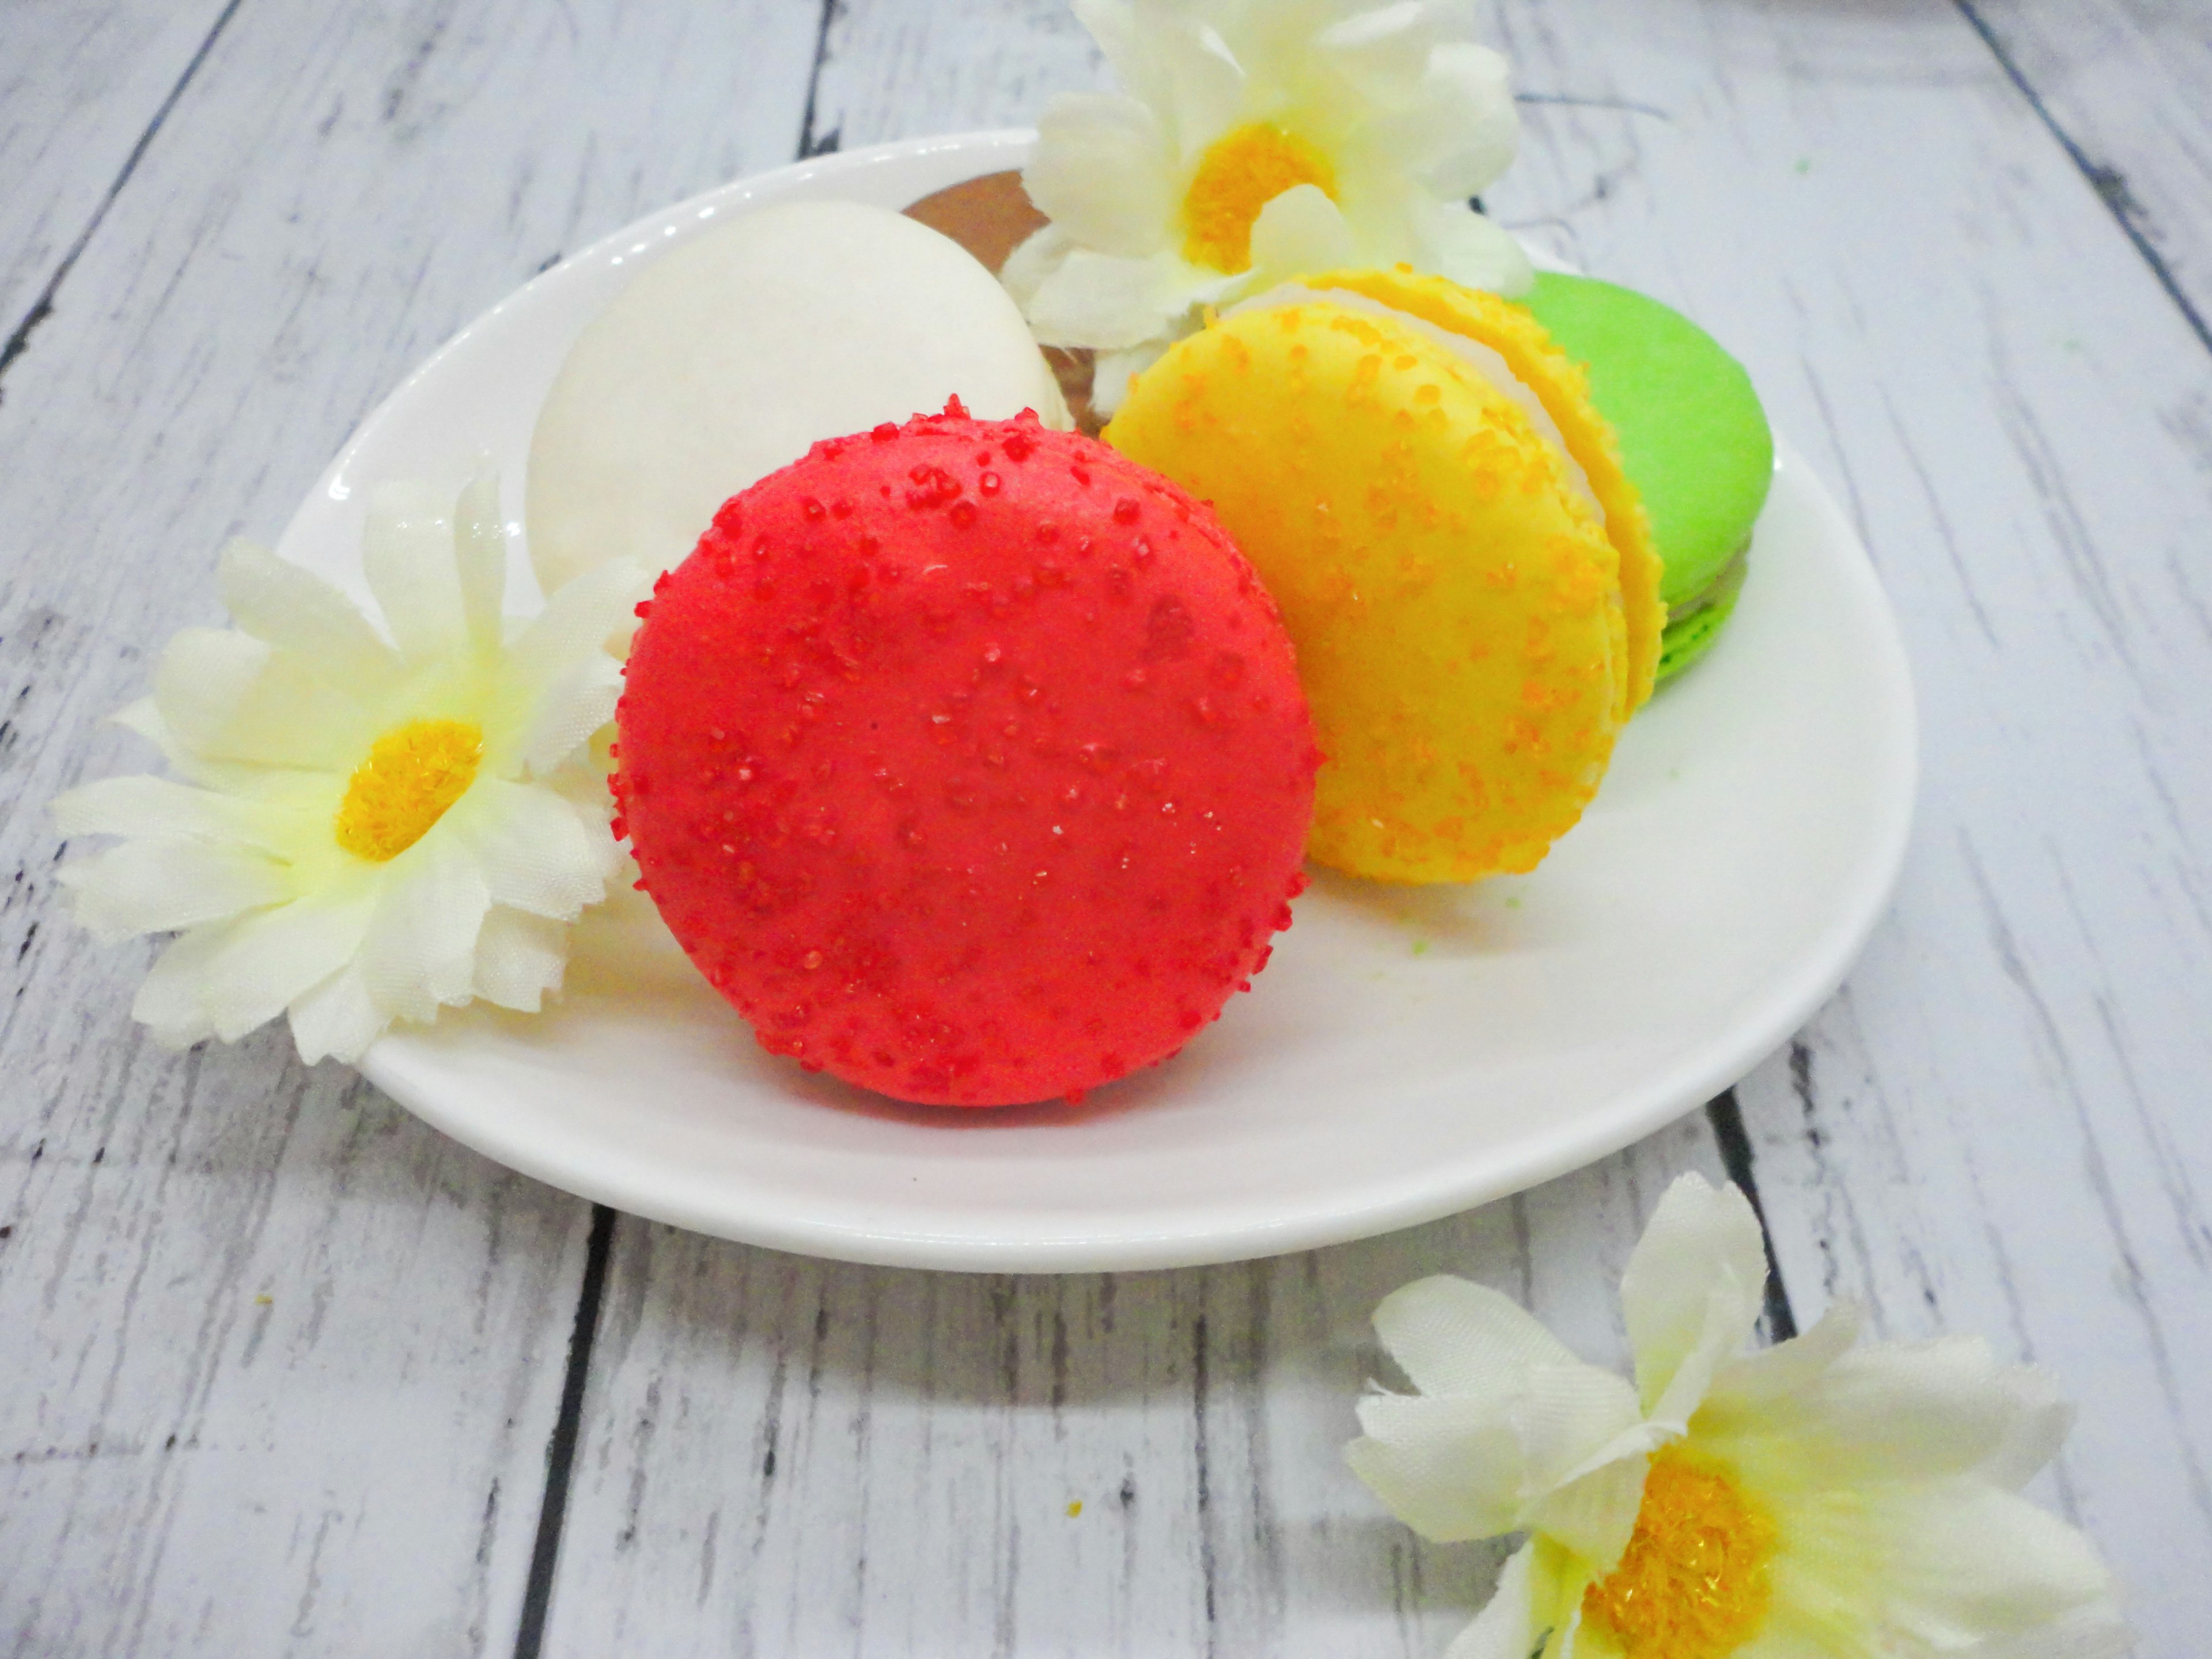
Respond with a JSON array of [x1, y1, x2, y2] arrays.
[[333, 718, 484, 862], [1581, 1448, 1779, 1659], [1179, 122, 1338, 274]]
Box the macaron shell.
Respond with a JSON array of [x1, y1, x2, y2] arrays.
[[1658, 584, 1739, 679], [528, 201, 1069, 595], [1305, 267, 1665, 717], [1657, 545, 1750, 680], [1107, 302, 1623, 884], [1520, 272, 1773, 621], [612, 411, 1317, 1107]]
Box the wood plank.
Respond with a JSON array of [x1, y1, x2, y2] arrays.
[[538, 1123, 1729, 1658], [0, 0, 820, 1647], [1474, 2, 2212, 1650], [0, 0, 234, 342], [0, 1032, 589, 1653], [1962, 0, 2212, 343], [805, 0, 1106, 153]]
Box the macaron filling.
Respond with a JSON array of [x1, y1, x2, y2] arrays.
[[1228, 283, 1603, 522], [1667, 545, 1749, 626]]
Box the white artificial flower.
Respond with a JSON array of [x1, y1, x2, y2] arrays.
[[1008, 0, 1533, 411], [55, 474, 647, 1065], [1347, 1175, 2129, 1659]]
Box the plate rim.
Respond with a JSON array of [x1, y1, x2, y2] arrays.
[[335, 130, 1919, 1271]]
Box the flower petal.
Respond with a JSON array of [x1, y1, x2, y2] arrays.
[[1442, 1539, 1539, 1659], [471, 906, 569, 1011], [286, 962, 387, 1064], [54, 774, 273, 849], [1158, 21, 1246, 160], [1526, 1450, 1647, 1571], [1089, 340, 1172, 418], [1730, 1626, 1839, 1659], [1025, 249, 1194, 350], [1391, 42, 1520, 196], [506, 559, 646, 697], [492, 560, 645, 776], [217, 540, 402, 690], [1247, 183, 1361, 280], [520, 657, 623, 781], [152, 627, 270, 751], [1705, 1300, 1863, 1410], [1415, 199, 1534, 298], [58, 838, 291, 942], [1312, 1, 1434, 85], [1956, 1603, 2134, 1659], [1372, 1274, 1584, 1397], [131, 926, 230, 1048], [1025, 92, 1177, 258], [107, 697, 239, 789], [1506, 1359, 1652, 1565], [1710, 1337, 2079, 1492], [1645, 1259, 1768, 1436], [1513, 1360, 1649, 1485], [1071, 0, 1143, 92], [1620, 1173, 1768, 1418], [1088, 2, 1244, 161], [363, 480, 470, 662], [1851, 1480, 2119, 1652], [187, 884, 378, 1042], [1347, 1388, 1527, 1541], [357, 831, 492, 1022], [448, 778, 615, 920], [1975, 1362, 2075, 1492], [154, 626, 380, 770], [453, 468, 509, 656], [1001, 224, 1074, 311], [1529, 1537, 1597, 1659]]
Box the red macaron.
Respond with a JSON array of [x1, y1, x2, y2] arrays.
[[612, 402, 1317, 1107]]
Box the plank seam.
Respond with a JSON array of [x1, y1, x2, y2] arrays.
[[510, 10, 835, 1640], [513, 1203, 619, 1659], [1951, 0, 2212, 361], [0, 0, 250, 406], [796, 0, 843, 159], [1703, 1089, 1800, 1342]]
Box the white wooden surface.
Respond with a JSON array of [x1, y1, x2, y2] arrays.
[[1963, 0, 2212, 338], [1, 1, 2205, 1655], [0, 0, 234, 340]]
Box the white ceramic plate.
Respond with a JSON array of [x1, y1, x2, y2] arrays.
[[280, 132, 1917, 1272]]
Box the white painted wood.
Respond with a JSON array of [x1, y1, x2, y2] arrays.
[[806, 0, 1107, 153], [0, 1035, 587, 1654], [0, 0, 233, 339], [1965, 0, 2212, 331], [1475, 2, 2212, 1650], [0, 0, 820, 1649], [540, 1122, 1727, 1658], [11, 0, 2212, 1656]]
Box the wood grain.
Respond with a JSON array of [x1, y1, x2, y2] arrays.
[[805, 0, 1105, 155], [0, 0, 819, 1648], [1962, 0, 2212, 342], [539, 1124, 1729, 1658], [1476, 1, 2212, 1647], [7, 0, 2211, 1654], [0, 0, 236, 344]]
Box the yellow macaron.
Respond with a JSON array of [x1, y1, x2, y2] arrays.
[[1316, 267, 1665, 716], [1104, 269, 1659, 884]]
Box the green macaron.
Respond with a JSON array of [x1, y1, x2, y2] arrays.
[[1519, 272, 1773, 681]]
